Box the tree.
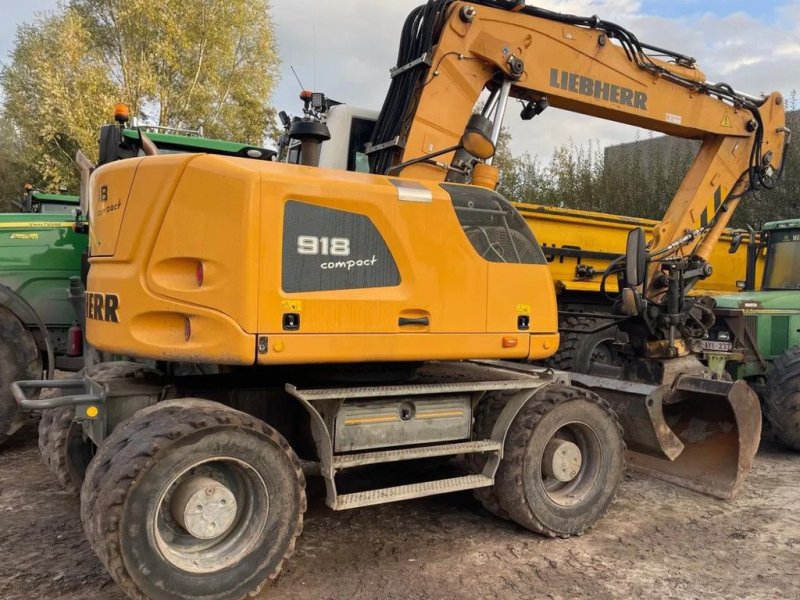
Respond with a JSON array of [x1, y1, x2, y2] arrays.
[[71, 0, 280, 142], [1, 8, 116, 191], [0, 114, 33, 211], [0, 0, 280, 193]]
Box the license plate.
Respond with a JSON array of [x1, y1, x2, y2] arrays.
[[702, 340, 733, 352]]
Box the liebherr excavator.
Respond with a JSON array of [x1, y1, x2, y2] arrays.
[[12, 2, 787, 600]]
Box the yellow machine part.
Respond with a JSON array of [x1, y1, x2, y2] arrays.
[[516, 203, 762, 296], [86, 154, 560, 365]]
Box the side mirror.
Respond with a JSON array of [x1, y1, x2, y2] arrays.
[[460, 113, 495, 160], [625, 227, 647, 287]]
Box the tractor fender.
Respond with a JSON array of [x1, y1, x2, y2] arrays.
[[0, 281, 55, 379]]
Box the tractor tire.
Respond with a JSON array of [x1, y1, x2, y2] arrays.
[[0, 307, 42, 447], [38, 406, 93, 494], [81, 398, 306, 600], [764, 346, 800, 451], [546, 315, 623, 375], [493, 384, 625, 537]]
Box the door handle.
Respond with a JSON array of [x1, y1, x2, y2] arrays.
[[398, 316, 430, 326]]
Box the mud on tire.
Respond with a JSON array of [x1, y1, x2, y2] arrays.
[[493, 384, 625, 537], [764, 345, 800, 451], [37, 362, 155, 493], [38, 406, 93, 494], [466, 391, 511, 520], [81, 398, 306, 600], [0, 306, 42, 446]]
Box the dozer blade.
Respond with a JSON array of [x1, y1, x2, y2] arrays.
[[570, 373, 761, 499]]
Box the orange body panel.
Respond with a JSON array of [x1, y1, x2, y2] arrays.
[[86, 155, 558, 365]]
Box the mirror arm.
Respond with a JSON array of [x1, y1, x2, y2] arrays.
[[386, 144, 461, 176]]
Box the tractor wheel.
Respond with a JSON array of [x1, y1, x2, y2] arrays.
[[38, 406, 93, 494], [547, 316, 623, 376], [0, 307, 42, 447], [81, 398, 306, 600], [493, 384, 624, 537], [764, 346, 800, 451]]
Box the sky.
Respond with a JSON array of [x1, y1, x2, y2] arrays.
[[1, 0, 799, 159]]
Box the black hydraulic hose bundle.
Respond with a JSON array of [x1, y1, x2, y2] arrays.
[[369, 0, 456, 175]]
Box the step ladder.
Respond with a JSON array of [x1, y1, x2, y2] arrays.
[[285, 382, 531, 510], [331, 440, 500, 510]]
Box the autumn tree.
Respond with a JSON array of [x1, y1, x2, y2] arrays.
[[70, 0, 280, 142], [0, 0, 280, 196], [1, 8, 116, 192]]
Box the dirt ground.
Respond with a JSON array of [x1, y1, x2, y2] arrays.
[[1, 424, 798, 600]]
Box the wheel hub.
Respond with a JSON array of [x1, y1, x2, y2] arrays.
[[542, 438, 582, 482], [170, 475, 237, 540]]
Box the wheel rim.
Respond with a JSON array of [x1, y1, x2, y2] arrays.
[[538, 421, 602, 507], [153, 457, 270, 573], [590, 340, 615, 364]]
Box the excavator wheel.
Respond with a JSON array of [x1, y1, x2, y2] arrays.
[[466, 390, 511, 520], [38, 406, 93, 494], [546, 316, 624, 376], [0, 306, 42, 447], [494, 384, 625, 537], [81, 398, 306, 600], [764, 345, 800, 451], [37, 362, 156, 493]]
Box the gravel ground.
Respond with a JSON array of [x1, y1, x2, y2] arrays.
[[1, 424, 798, 600]]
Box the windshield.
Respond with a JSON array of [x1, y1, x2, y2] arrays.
[[763, 229, 800, 290]]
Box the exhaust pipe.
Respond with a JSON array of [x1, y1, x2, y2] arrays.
[[571, 360, 761, 500]]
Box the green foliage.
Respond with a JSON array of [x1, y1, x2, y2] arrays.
[[0, 115, 33, 212], [1, 8, 115, 193], [0, 0, 280, 201]]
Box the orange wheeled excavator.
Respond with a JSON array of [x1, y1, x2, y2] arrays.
[[12, 2, 788, 600]]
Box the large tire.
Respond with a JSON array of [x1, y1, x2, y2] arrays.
[[493, 384, 624, 537], [37, 362, 155, 493], [38, 406, 93, 494], [547, 315, 623, 375], [0, 307, 42, 446], [81, 398, 306, 600], [466, 391, 510, 520], [764, 346, 800, 450]]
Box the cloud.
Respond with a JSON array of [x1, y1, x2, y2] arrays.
[[272, 0, 799, 160]]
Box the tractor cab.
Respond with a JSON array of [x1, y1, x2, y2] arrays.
[[98, 103, 277, 166], [14, 187, 80, 215], [762, 220, 800, 291]]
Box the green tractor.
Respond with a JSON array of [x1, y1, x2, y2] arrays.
[[0, 188, 87, 445], [705, 219, 800, 450], [1, 114, 276, 449]]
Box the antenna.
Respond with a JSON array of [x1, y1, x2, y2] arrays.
[[312, 3, 317, 91], [290, 66, 306, 91]]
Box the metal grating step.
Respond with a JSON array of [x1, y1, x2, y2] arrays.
[[333, 440, 501, 469], [286, 378, 543, 402], [333, 475, 493, 510]]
